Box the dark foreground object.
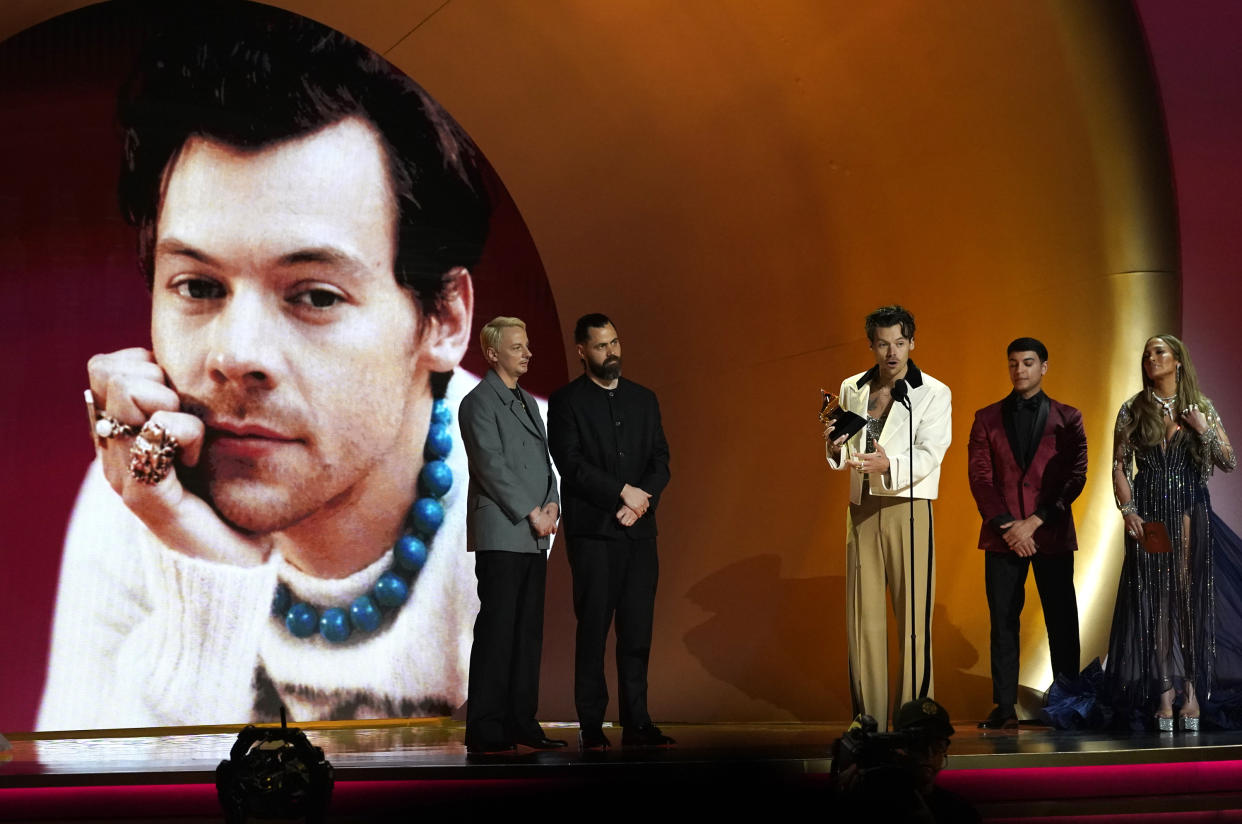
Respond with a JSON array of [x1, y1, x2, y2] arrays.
[[9, 720, 1242, 820], [215, 715, 333, 824]]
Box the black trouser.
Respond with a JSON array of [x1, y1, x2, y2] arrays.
[[985, 550, 1080, 706], [567, 536, 658, 729], [465, 549, 547, 745]]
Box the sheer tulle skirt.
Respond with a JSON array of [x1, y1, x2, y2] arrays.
[[1200, 514, 1242, 727], [1044, 511, 1242, 730]]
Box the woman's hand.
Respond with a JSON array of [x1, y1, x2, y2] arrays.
[[1123, 512, 1145, 542], [1182, 404, 1209, 434]]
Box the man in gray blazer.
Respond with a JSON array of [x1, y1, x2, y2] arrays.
[[459, 316, 564, 754]]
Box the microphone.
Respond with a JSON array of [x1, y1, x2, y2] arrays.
[[892, 378, 911, 409]]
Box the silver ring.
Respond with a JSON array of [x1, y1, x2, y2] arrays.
[[85, 389, 137, 446]]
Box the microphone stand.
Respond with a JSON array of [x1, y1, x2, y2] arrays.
[[892, 379, 927, 701]]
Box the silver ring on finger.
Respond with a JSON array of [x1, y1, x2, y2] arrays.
[[128, 420, 181, 485], [85, 389, 138, 446]]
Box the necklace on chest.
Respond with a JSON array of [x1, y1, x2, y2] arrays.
[[1150, 391, 1182, 449], [1152, 391, 1178, 419], [272, 398, 455, 644]]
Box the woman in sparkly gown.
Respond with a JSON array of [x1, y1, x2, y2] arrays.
[[1105, 335, 1236, 730]]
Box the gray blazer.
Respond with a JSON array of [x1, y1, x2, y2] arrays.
[[458, 369, 559, 553]]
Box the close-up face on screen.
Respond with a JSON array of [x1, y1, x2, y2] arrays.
[[0, 1, 561, 731]]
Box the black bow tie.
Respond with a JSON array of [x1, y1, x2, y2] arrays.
[[1019, 396, 1042, 412]]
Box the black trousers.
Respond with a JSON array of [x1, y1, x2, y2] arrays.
[[984, 550, 1080, 706], [567, 536, 658, 729], [465, 549, 547, 745]]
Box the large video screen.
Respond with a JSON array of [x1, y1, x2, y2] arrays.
[[1, 2, 561, 731]]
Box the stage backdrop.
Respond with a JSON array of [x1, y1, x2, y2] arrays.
[[7, 0, 1225, 732], [1135, 0, 1242, 530]]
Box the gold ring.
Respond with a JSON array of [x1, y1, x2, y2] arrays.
[[128, 420, 180, 485]]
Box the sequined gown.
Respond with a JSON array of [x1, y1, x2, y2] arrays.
[[1104, 396, 1236, 726]]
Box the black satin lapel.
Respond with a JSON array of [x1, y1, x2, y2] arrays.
[[1002, 394, 1022, 467], [1028, 395, 1051, 468]]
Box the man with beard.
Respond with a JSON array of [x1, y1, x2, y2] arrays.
[[39, 9, 488, 728], [548, 313, 673, 749], [824, 305, 952, 731]]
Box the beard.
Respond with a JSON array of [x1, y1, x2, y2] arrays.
[[178, 453, 324, 535], [175, 390, 324, 535], [587, 355, 622, 382]]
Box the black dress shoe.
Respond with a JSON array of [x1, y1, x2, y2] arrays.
[[466, 740, 517, 754], [578, 727, 611, 750], [977, 705, 1019, 730], [621, 723, 676, 747], [516, 736, 568, 749]]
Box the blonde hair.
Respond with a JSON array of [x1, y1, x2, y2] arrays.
[[1124, 334, 1210, 466], [479, 316, 526, 360]]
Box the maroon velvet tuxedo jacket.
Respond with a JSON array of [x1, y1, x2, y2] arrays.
[[967, 394, 1088, 554]]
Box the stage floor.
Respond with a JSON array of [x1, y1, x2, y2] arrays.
[[2, 719, 834, 786], [7, 720, 1242, 821], [9, 719, 1242, 780]]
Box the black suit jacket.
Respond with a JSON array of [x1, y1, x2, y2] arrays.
[[547, 374, 670, 540]]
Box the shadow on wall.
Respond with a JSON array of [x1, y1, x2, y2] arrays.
[[684, 555, 992, 721]]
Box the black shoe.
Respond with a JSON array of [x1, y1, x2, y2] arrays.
[[621, 723, 676, 747], [516, 735, 568, 749], [578, 727, 611, 750], [977, 705, 1019, 730], [466, 740, 517, 755]]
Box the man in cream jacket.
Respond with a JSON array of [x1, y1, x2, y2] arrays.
[[824, 305, 952, 731]]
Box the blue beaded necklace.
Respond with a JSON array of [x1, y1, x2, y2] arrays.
[[271, 398, 455, 644]]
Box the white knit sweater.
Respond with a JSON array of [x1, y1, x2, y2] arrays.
[[38, 384, 480, 731]]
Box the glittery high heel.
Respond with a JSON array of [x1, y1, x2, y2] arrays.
[[1180, 682, 1201, 732], [1156, 684, 1176, 732]]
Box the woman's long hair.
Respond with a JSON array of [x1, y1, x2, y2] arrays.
[[1123, 334, 1210, 467]]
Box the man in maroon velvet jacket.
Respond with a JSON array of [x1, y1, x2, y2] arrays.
[[967, 338, 1088, 729]]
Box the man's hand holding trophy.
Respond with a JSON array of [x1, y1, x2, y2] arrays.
[[820, 389, 867, 456]]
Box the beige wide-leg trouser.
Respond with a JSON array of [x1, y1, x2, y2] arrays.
[[845, 493, 936, 731]]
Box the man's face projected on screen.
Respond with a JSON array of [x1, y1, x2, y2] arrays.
[[151, 117, 457, 540]]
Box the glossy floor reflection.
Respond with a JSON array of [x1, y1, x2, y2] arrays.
[[3, 720, 837, 784], [9, 721, 1242, 821], [951, 722, 1242, 767], [8, 719, 1242, 784]]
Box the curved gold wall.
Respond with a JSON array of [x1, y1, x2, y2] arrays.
[[3, 1, 1177, 722]]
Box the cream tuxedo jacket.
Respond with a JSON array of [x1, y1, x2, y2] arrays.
[[825, 360, 952, 505]]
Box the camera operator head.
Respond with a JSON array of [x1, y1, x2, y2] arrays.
[[892, 698, 955, 795], [831, 699, 977, 822]]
